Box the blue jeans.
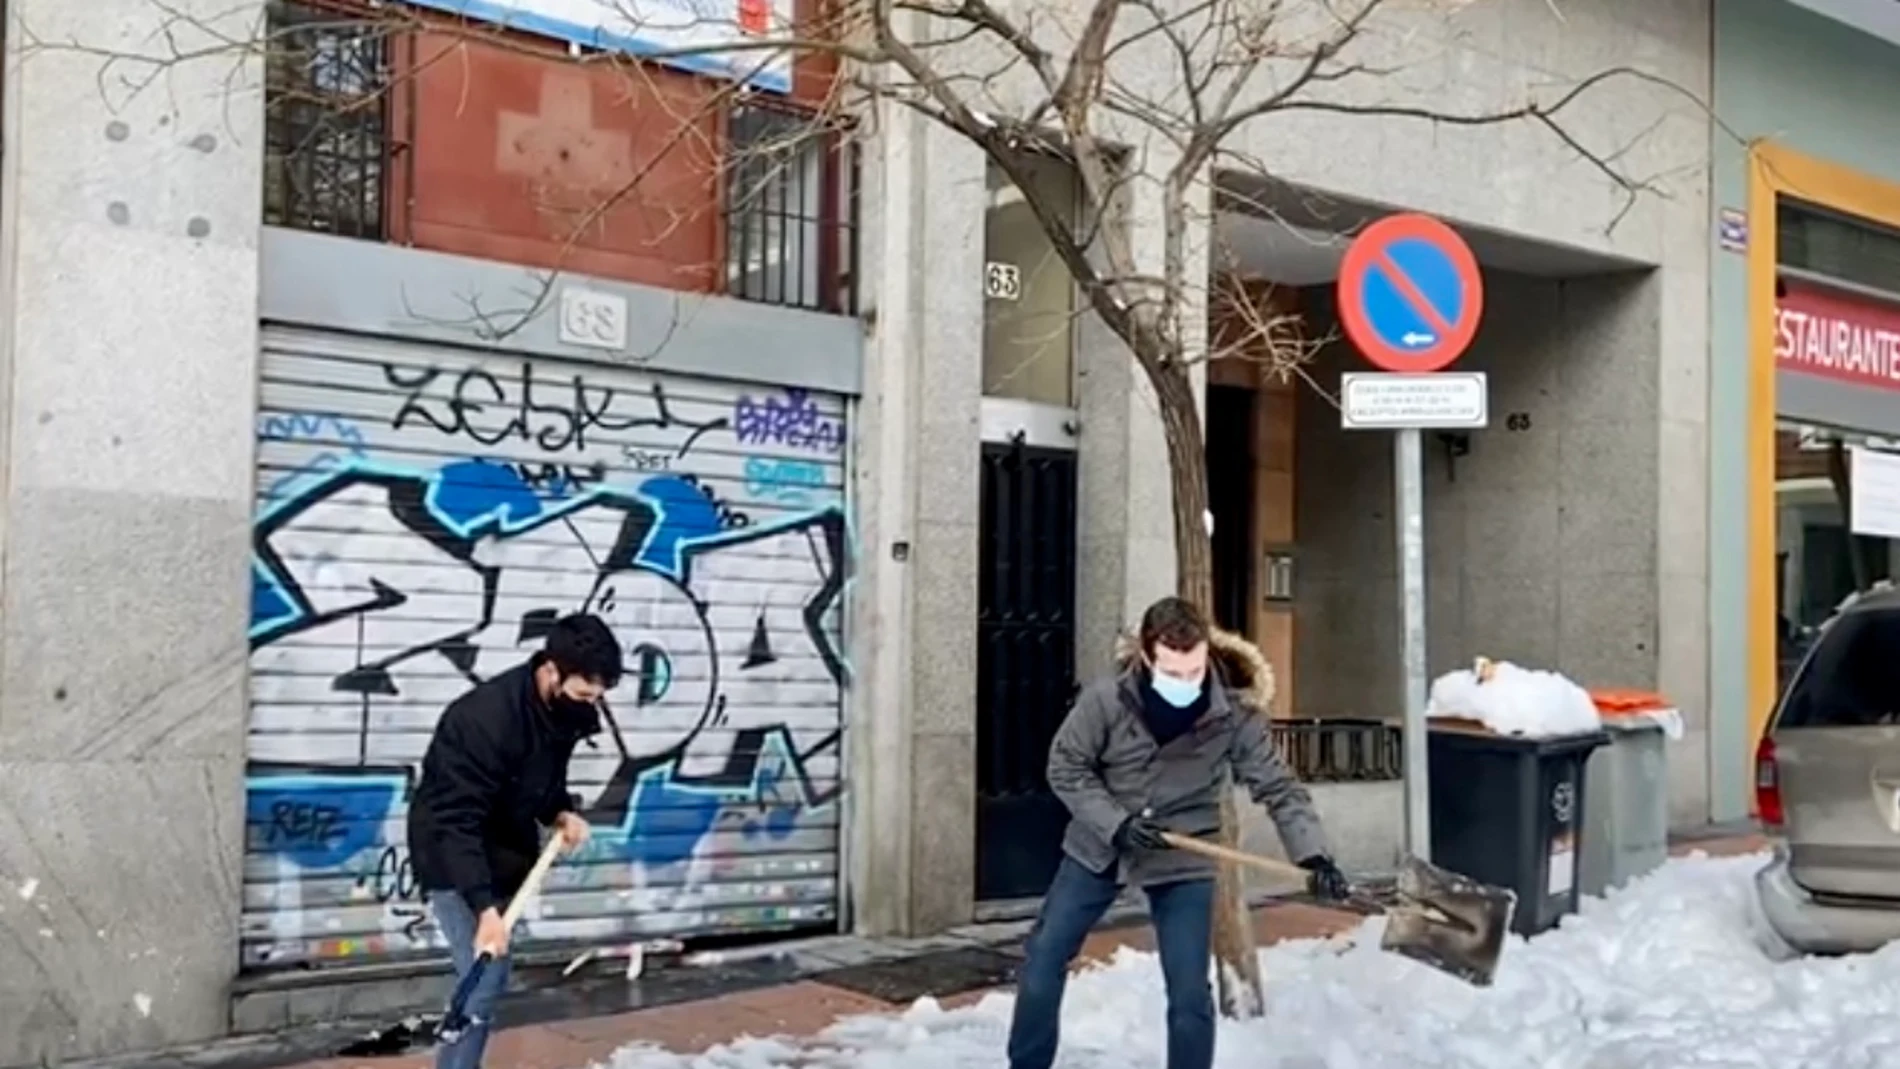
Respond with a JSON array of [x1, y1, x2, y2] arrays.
[[431, 891, 512, 1069], [1007, 857, 1216, 1069]]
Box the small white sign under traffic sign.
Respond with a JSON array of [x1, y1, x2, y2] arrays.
[[1340, 371, 1489, 430]]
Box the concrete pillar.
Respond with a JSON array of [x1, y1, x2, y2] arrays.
[[0, 0, 263, 1061], [847, 93, 984, 936], [1076, 158, 1210, 670]]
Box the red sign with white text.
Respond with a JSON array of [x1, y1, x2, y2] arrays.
[[1776, 280, 1900, 393]]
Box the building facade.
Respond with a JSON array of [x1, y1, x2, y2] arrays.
[[0, 0, 1727, 1062], [1708, 0, 1900, 822]]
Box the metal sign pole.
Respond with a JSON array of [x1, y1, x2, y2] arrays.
[[1334, 212, 1486, 867], [1395, 426, 1431, 861]]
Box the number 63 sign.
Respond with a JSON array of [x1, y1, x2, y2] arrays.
[[985, 261, 1022, 301]]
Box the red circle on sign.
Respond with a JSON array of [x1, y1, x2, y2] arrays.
[[1335, 213, 1484, 373]]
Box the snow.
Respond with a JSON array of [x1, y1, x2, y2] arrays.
[[1605, 706, 1686, 741], [1426, 659, 1600, 738], [597, 852, 1900, 1069]]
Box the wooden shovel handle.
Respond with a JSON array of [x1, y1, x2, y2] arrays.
[[500, 832, 568, 930], [1160, 832, 1312, 883]]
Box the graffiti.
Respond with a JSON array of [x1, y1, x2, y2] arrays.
[[367, 846, 420, 904], [244, 349, 852, 968], [261, 413, 367, 450], [743, 456, 829, 506], [264, 800, 344, 856], [739, 757, 806, 841], [386, 362, 728, 456], [733, 388, 846, 453], [246, 771, 403, 870], [506, 459, 607, 498], [623, 447, 674, 471], [653, 472, 750, 530], [258, 413, 368, 502]]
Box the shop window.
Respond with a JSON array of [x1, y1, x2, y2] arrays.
[[1769, 198, 1900, 698], [724, 104, 858, 315], [263, 0, 391, 239], [1778, 199, 1900, 294], [1773, 421, 1900, 696], [983, 156, 1079, 407]]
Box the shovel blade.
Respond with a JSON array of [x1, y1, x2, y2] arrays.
[[1376, 854, 1515, 987]]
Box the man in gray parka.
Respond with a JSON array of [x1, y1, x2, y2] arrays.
[[1006, 596, 1348, 1069]]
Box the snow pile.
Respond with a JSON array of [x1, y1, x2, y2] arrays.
[[597, 852, 1900, 1069], [1425, 659, 1600, 738]]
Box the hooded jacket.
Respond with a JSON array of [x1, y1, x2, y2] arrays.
[[1045, 627, 1328, 886], [407, 658, 599, 915]]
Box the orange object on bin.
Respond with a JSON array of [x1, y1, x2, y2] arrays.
[[1587, 689, 1671, 718]]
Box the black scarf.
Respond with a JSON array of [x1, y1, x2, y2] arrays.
[[1138, 672, 1210, 746]]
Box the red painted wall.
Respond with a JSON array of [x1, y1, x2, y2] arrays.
[[370, 0, 847, 298], [396, 31, 727, 292]]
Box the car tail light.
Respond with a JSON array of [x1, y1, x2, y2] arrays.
[[1756, 735, 1785, 828]]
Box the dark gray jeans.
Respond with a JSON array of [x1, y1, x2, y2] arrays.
[[1006, 856, 1216, 1069]]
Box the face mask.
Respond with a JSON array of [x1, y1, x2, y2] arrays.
[[1148, 671, 1203, 709], [549, 677, 601, 726]]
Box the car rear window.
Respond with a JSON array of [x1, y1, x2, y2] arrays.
[[1777, 609, 1900, 728]]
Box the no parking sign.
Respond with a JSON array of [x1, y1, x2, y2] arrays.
[[1337, 212, 1485, 374]]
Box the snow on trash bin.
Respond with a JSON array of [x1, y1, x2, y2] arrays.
[[1422, 657, 1608, 935], [1426, 657, 1601, 738]]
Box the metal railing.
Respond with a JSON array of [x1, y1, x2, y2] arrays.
[[263, 0, 390, 239], [262, 4, 862, 317], [1270, 718, 1404, 782], [723, 103, 859, 315]]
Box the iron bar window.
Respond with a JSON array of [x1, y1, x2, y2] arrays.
[[1268, 719, 1404, 782], [723, 103, 857, 315], [263, 0, 389, 239]]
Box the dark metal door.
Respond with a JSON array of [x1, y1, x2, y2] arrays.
[[1207, 384, 1256, 636], [975, 442, 1079, 901]]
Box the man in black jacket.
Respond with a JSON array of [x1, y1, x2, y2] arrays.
[[408, 613, 623, 1069]]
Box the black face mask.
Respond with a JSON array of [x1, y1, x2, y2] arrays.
[[547, 676, 600, 731]]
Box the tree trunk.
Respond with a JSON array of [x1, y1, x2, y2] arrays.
[[1149, 361, 1265, 1018]]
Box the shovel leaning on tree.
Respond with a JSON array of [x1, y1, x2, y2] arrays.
[[1159, 832, 1515, 986]]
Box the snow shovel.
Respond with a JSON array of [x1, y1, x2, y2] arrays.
[[1159, 832, 1514, 987], [336, 832, 567, 1057]]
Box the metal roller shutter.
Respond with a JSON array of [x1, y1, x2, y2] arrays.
[[242, 325, 849, 970]]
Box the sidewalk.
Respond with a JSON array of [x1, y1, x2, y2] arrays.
[[126, 832, 1771, 1069], [296, 901, 1365, 1069]]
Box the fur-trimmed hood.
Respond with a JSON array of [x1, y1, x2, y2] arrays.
[[1114, 625, 1276, 712]]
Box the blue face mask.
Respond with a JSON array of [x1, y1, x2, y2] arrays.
[[1148, 671, 1204, 709]]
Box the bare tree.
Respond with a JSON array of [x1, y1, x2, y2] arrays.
[[21, 0, 1701, 1017]]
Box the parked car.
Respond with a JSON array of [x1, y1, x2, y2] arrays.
[[1755, 587, 1900, 954]]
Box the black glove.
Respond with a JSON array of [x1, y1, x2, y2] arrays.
[[1298, 855, 1351, 903], [1113, 815, 1170, 852]]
